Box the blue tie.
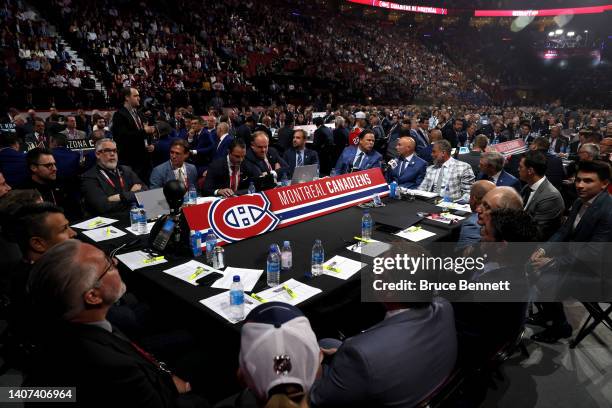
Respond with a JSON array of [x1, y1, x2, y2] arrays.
[[297, 152, 303, 167], [354, 152, 364, 170]]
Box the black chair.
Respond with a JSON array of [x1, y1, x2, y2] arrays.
[[569, 302, 612, 349], [416, 367, 466, 408]]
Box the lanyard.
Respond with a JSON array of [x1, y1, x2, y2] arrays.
[[99, 168, 125, 190]]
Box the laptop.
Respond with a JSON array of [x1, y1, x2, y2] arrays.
[[136, 188, 170, 220], [291, 164, 318, 185]]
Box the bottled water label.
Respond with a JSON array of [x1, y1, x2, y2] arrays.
[[281, 253, 292, 269], [230, 290, 244, 306]]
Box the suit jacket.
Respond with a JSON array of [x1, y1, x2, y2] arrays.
[[523, 178, 564, 240], [419, 144, 433, 164], [505, 151, 566, 189], [152, 137, 173, 167], [81, 164, 147, 215], [549, 136, 569, 153], [282, 148, 319, 178], [386, 154, 427, 189], [111, 107, 149, 168], [490, 132, 508, 145], [457, 151, 481, 177], [371, 125, 385, 141], [313, 126, 333, 150], [276, 127, 294, 153], [478, 169, 521, 191], [202, 155, 252, 196], [24, 322, 197, 408], [419, 158, 475, 201], [212, 134, 234, 162], [334, 146, 382, 174], [310, 299, 457, 408], [236, 124, 253, 144], [149, 161, 198, 191], [0, 147, 27, 187], [60, 128, 87, 140], [457, 213, 480, 250], [24, 132, 48, 149], [52, 146, 80, 182], [244, 146, 289, 178], [192, 129, 215, 170]]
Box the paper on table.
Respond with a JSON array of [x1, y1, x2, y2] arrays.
[[125, 222, 156, 235], [346, 239, 391, 257], [322, 256, 365, 280], [395, 226, 436, 242], [436, 202, 472, 212], [196, 196, 218, 205], [81, 225, 126, 242], [211, 267, 264, 292], [71, 216, 118, 230], [400, 189, 438, 198], [116, 250, 168, 271], [253, 278, 322, 306], [163, 260, 221, 286], [199, 290, 261, 323], [426, 212, 465, 225]]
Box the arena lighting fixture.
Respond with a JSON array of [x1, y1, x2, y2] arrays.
[[548, 31, 555, 36], [555, 29, 564, 35], [567, 31, 575, 37]]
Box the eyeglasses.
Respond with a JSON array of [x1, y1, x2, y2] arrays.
[[98, 148, 118, 154], [35, 162, 57, 169], [87, 255, 117, 292]]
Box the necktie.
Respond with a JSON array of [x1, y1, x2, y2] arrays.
[[230, 166, 239, 192], [178, 168, 187, 189], [573, 202, 591, 230], [399, 159, 407, 176], [296, 152, 303, 167], [354, 152, 364, 170], [131, 109, 142, 129]]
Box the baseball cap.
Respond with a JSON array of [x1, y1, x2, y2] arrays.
[[239, 302, 321, 401], [355, 111, 366, 119]]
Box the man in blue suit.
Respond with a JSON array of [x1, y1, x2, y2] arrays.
[[188, 117, 215, 174], [211, 122, 234, 163], [386, 136, 427, 189], [149, 139, 198, 191], [478, 151, 521, 191], [335, 131, 382, 174], [50, 133, 80, 184], [282, 129, 319, 178], [0, 132, 28, 187]]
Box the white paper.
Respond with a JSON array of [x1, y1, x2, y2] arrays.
[[322, 256, 365, 280], [211, 267, 264, 292], [81, 225, 126, 242], [199, 290, 262, 323], [426, 213, 465, 225], [196, 196, 219, 205], [116, 250, 168, 271], [395, 226, 437, 242], [436, 202, 472, 212], [71, 216, 118, 230], [400, 189, 438, 199], [125, 222, 156, 235], [346, 239, 391, 257], [163, 260, 222, 286], [254, 278, 322, 306]]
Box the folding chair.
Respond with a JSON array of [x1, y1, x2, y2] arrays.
[[569, 302, 612, 349]]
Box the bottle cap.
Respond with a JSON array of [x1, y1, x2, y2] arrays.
[[233, 275, 240, 282], [315, 239, 322, 245], [270, 244, 277, 252], [283, 241, 290, 246]]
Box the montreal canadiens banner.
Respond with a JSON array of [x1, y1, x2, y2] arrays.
[[183, 168, 389, 244]]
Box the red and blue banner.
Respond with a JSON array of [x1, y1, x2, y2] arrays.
[[183, 168, 389, 244]]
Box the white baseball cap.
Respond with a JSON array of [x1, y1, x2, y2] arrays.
[[239, 302, 321, 401], [355, 111, 366, 119]]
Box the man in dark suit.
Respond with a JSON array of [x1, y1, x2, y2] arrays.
[[548, 125, 569, 154], [210, 122, 234, 163], [505, 137, 566, 189], [276, 118, 294, 154], [236, 116, 256, 144], [49, 133, 80, 183], [442, 118, 464, 148], [335, 131, 382, 175], [490, 121, 509, 145], [530, 160, 612, 343], [0, 132, 28, 187], [478, 151, 521, 191], [24, 118, 48, 149], [386, 136, 427, 189], [187, 118, 215, 173], [282, 129, 319, 179], [203, 139, 253, 197], [25, 240, 204, 408], [457, 122, 477, 147], [458, 134, 488, 177], [81, 139, 147, 215], [312, 117, 333, 175], [110, 87, 156, 182], [245, 131, 289, 179], [519, 150, 564, 240], [369, 114, 385, 141]]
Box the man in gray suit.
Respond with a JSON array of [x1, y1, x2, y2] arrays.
[[518, 150, 564, 240], [60, 116, 86, 140], [149, 139, 198, 191]]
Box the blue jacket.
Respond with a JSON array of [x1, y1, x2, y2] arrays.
[[212, 135, 234, 162], [52, 147, 81, 182], [0, 147, 27, 187], [478, 169, 521, 191], [282, 148, 319, 178], [149, 161, 198, 191], [386, 155, 427, 189], [334, 146, 382, 174]]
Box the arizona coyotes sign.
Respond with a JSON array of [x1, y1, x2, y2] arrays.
[[183, 168, 389, 244]]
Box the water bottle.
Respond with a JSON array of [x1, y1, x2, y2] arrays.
[[313, 167, 320, 180], [281, 173, 290, 186], [189, 185, 197, 204], [247, 181, 256, 194], [281, 241, 292, 272], [130, 203, 139, 231], [205, 229, 217, 264], [311, 239, 324, 277], [266, 245, 280, 287], [442, 185, 452, 203], [361, 210, 373, 240], [229, 275, 245, 321], [212, 246, 225, 269], [190, 230, 202, 257], [389, 181, 398, 199], [137, 205, 147, 234]]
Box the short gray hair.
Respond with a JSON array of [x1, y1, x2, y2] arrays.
[[433, 139, 452, 154], [27, 239, 99, 320], [579, 143, 600, 160], [335, 116, 345, 128], [95, 138, 115, 152], [481, 151, 504, 172]]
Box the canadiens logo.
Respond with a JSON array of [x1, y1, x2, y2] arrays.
[[208, 193, 280, 242]]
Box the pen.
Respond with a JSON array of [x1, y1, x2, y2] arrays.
[[323, 261, 340, 273], [143, 256, 165, 264], [282, 285, 297, 299], [189, 267, 205, 281], [353, 236, 374, 243], [251, 294, 266, 303], [89, 219, 104, 228], [407, 226, 422, 233], [106, 227, 111, 237]]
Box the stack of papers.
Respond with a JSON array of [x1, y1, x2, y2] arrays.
[[426, 213, 465, 225], [436, 202, 471, 212], [82, 225, 126, 242], [346, 239, 391, 257], [163, 260, 222, 286], [199, 291, 262, 323], [71, 217, 117, 230], [322, 256, 365, 280], [399, 189, 438, 199], [126, 222, 155, 235], [116, 250, 168, 271], [252, 278, 322, 306], [395, 226, 436, 242], [211, 267, 264, 292]]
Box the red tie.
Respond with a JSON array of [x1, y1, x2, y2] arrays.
[[230, 166, 239, 192]]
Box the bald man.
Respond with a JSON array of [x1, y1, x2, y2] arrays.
[[476, 186, 524, 230], [457, 180, 496, 250]]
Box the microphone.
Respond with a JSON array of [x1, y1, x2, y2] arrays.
[[382, 159, 398, 172]]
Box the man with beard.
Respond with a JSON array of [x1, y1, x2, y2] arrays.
[[81, 139, 147, 215]]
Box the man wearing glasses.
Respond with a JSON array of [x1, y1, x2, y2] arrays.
[[81, 138, 147, 215]]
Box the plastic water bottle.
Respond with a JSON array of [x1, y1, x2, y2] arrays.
[[311, 239, 324, 277], [281, 173, 290, 186], [442, 185, 452, 203], [229, 275, 245, 321], [389, 181, 398, 199], [205, 229, 217, 263], [281, 241, 292, 272], [130, 203, 139, 231], [248, 182, 256, 194], [266, 245, 280, 287], [137, 205, 147, 234], [190, 230, 202, 257], [189, 185, 197, 204], [361, 210, 373, 240]]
